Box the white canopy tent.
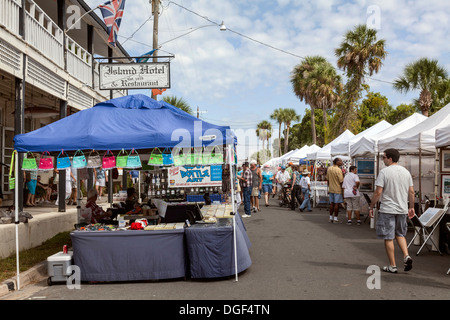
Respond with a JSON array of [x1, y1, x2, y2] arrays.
[[287, 144, 321, 163], [331, 120, 392, 157], [306, 129, 355, 161], [436, 123, 450, 148], [350, 113, 427, 158]]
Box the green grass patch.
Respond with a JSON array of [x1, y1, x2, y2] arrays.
[[0, 231, 72, 283]]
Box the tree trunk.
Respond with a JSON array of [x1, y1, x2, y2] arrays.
[[278, 123, 282, 157], [311, 106, 317, 145], [419, 89, 432, 117], [284, 124, 290, 154]]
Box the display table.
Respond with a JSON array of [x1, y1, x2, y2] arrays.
[[70, 229, 186, 282], [185, 215, 252, 278]]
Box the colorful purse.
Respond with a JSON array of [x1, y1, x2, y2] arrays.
[[162, 148, 174, 166], [187, 148, 200, 166], [206, 146, 224, 164], [87, 150, 101, 168], [102, 150, 116, 169], [126, 149, 142, 168], [9, 150, 16, 190], [116, 149, 128, 168], [38, 151, 54, 170], [22, 152, 38, 171], [56, 150, 71, 169], [72, 149, 87, 168], [173, 148, 186, 166], [148, 148, 163, 166]]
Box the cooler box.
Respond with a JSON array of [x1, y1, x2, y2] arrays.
[[47, 251, 73, 285]]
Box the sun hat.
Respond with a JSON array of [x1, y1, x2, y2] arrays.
[[302, 169, 310, 175]]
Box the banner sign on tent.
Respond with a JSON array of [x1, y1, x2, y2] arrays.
[[99, 62, 170, 90], [168, 165, 222, 188]]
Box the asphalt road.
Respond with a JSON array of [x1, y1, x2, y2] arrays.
[[2, 199, 450, 303]]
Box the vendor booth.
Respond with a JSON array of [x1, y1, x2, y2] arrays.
[[12, 94, 251, 284]]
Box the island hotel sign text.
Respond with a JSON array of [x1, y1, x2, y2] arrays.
[[99, 62, 170, 90]]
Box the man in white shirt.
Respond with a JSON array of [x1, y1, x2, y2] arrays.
[[369, 148, 415, 274], [342, 165, 361, 225], [275, 166, 291, 201]]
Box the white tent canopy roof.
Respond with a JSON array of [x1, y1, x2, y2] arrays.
[[306, 130, 354, 160], [436, 123, 450, 148], [331, 120, 392, 156], [350, 113, 428, 157], [378, 102, 450, 153], [288, 144, 321, 162]]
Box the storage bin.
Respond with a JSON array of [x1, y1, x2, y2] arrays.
[[47, 251, 74, 285]]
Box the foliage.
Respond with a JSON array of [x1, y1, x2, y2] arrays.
[[162, 95, 193, 115]]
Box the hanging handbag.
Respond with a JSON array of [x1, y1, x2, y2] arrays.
[[9, 150, 16, 190], [56, 150, 71, 169], [126, 148, 142, 169], [116, 149, 128, 168], [173, 148, 186, 166], [162, 148, 174, 166], [187, 148, 200, 166], [102, 150, 116, 169], [38, 151, 54, 170], [72, 149, 87, 168], [87, 150, 101, 168], [208, 145, 224, 164], [148, 147, 164, 166], [22, 152, 38, 171]]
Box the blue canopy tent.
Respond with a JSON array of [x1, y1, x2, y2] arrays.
[[12, 94, 242, 286], [14, 94, 235, 152]]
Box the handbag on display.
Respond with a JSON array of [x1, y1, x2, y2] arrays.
[[173, 148, 186, 166], [206, 145, 224, 165], [187, 148, 200, 166], [22, 152, 38, 171], [9, 150, 16, 190], [87, 150, 101, 168], [116, 149, 128, 168], [102, 150, 116, 169], [72, 149, 87, 168], [126, 148, 142, 169], [148, 147, 163, 166], [56, 150, 71, 169], [38, 151, 54, 170], [162, 148, 174, 166]]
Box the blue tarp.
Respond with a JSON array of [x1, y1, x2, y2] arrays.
[[14, 94, 235, 152]]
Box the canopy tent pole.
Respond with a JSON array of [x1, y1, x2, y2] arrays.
[[434, 148, 440, 207], [419, 134, 422, 215], [227, 144, 238, 281], [14, 150, 20, 290]]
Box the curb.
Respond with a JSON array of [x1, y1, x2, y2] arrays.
[[0, 261, 47, 298]]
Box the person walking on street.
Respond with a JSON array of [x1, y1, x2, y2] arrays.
[[343, 165, 361, 225], [299, 169, 312, 212], [290, 165, 302, 210], [239, 162, 252, 218], [275, 165, 291, 203], [369, 148, 415, 273], [261, 164, 274, 207], [250, 160, 262, 212], [327, 157, 344, 223]]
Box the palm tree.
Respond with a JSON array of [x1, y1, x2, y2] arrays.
[[256, 120, 273, 163], [334, 24, 387, 132], [270, 108, 284, 156], [291, 56, 340, 144], [393, 58, 448, 116], [281, 108, 300, 154], [162, 95, 193, 115]]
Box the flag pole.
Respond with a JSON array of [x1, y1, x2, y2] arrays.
[[64, 2, 111, 34], [14, 150, 20, 290]]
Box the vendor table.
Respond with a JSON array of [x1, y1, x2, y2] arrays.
[[185, 215, 252, 278], [70, 229, 186, 282]]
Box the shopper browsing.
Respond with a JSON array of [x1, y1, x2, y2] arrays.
[[342, 165, 361, 225], [327, 157, 344, 223], [299, 169, 312, 212]]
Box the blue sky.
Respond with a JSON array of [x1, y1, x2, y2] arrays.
[[85, 0, 450, 161]]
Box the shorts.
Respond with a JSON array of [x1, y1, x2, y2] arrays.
[[376, 212, 408, 240], [251, 187, 259, 197], [345, 197, 360, 211], [26, 180, 37, 195], [329, 192, 343, 203], [96, 178, 106, 187], [262, 184, 272, 194]]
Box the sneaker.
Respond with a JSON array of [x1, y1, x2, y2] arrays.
[[357, 220, 361, 226], [242, 214, 251, 218], [404, 256, 413, 272], [383, 266, 398, 273], [347, 220, 352, 225]]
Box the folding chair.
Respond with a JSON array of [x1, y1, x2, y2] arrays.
[[407, 201, 449, 256]]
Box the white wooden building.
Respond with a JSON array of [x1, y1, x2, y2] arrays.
[[0, 0, 131, 205]]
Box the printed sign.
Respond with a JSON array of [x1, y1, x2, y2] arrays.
[[168, 165, 222, 187], [99, 62, 170, 90]]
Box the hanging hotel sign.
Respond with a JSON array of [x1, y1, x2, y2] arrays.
[[99, 62, 170, 90]]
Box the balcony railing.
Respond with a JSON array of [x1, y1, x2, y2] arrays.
[[66, 36, 92, 85], [0, 0, 21, 35]]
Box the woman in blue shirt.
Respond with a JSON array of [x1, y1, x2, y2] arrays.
[[261, 165, 274, 207]]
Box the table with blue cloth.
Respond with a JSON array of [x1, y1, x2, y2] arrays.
[[185, 215, 252, 279], [71, 228, 186, 282]]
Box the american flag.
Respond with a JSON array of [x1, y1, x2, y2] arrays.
[[99, 0, 126, 47]]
